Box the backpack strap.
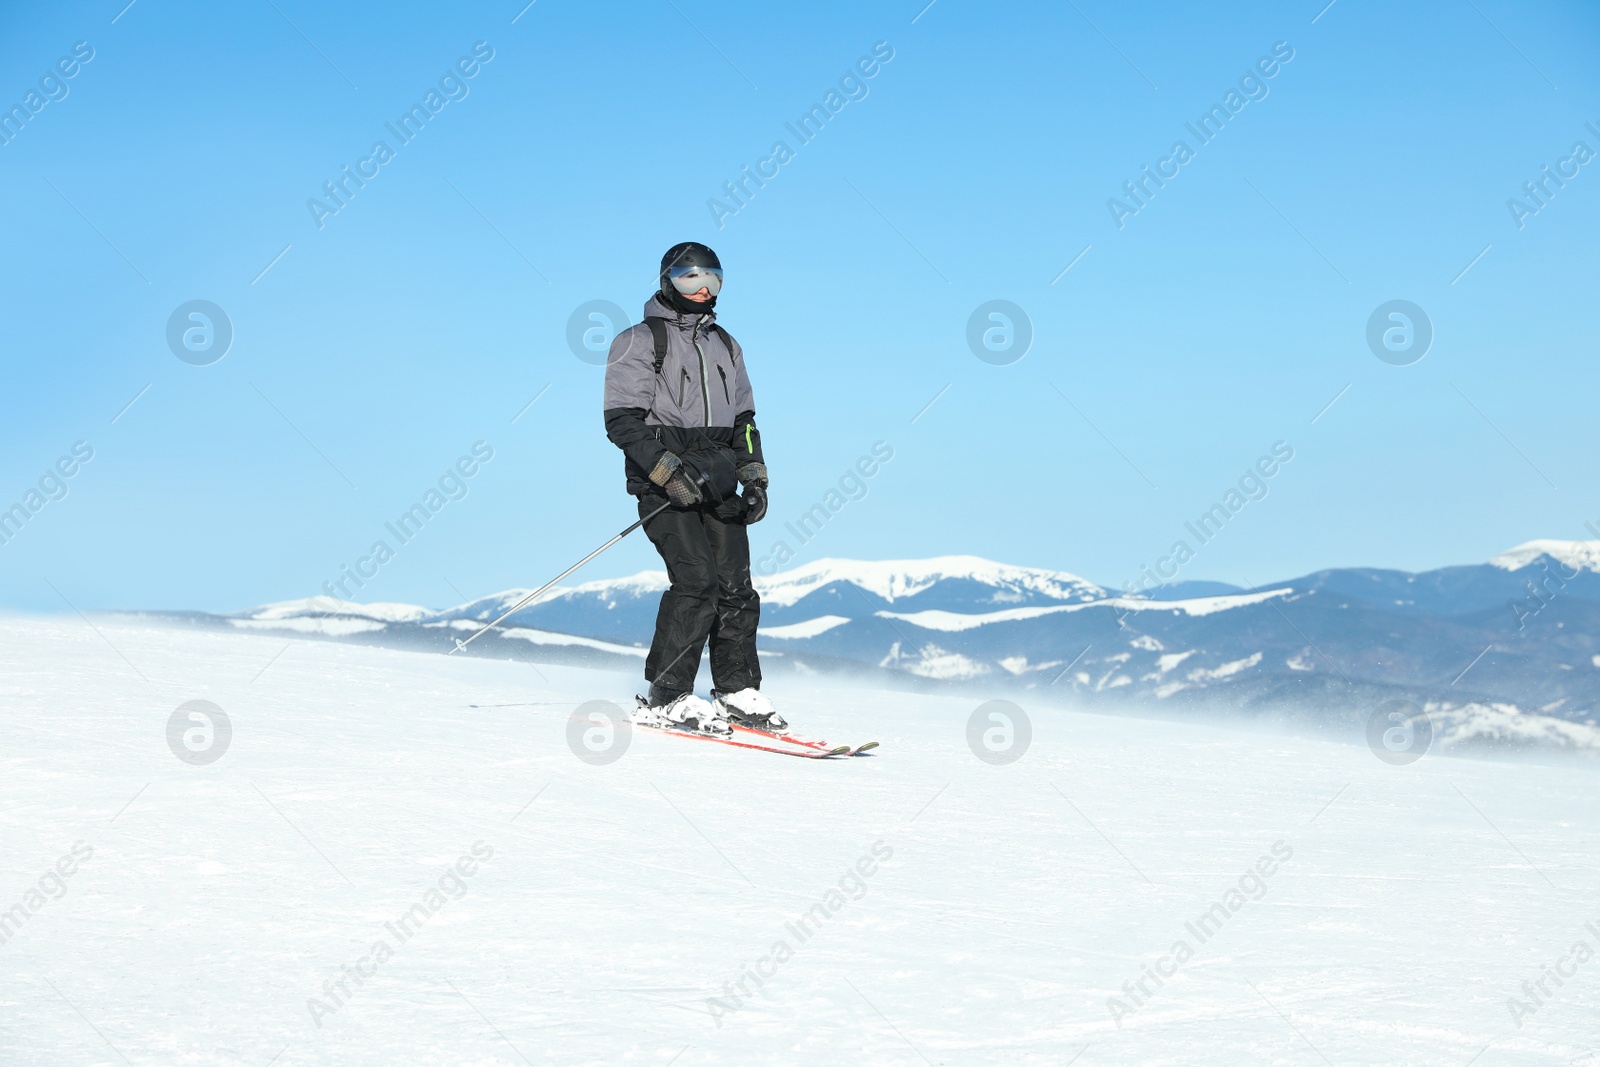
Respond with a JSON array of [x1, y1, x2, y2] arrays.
[[644, 317, 669, 376], [646, 318, 737, 373], [709, 323, 737, 362]]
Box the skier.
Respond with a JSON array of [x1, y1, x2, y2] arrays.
[[602, 242, 784, 736]]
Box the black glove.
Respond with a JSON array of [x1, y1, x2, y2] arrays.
[[742, 484, 768, 524], [736, 463, 768, 523]]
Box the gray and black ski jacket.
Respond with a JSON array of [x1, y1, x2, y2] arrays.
[[603, 293, 765, 496]]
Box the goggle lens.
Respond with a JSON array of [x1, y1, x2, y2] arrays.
[[668, 265, 723, 297]]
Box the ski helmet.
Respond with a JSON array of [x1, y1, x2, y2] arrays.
[[659, 241, 723, 313]]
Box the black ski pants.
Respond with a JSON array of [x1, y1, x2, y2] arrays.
[[638, 494, 761, 695]]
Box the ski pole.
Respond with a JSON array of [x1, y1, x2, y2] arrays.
[[449, 498, 673, 655]]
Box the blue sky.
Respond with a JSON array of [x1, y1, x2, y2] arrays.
[[1, 0, 1597, 612]]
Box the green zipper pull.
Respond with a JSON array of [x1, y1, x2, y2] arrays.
[[745, 425, 753, 453]]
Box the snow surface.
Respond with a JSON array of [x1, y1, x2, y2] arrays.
[[501, 627, 647, 658], [230, 617, 388, 637], [308, 557, 1107, 630], [1490, 540, 1600, 573], [245, 598, 433, 624], [1103, 587, 1296, 617], [453, 571, 672, 614], [753, 555, 1105, 608], [875, 604, 1081, 632], [557, 570, 673, 599], [758, 615, 854, 640], [877, 588, 1295, 631], [1156, 651, 1196, 674], [3, 615, 1598, 1065]]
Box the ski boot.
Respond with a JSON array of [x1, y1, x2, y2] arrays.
[[711, 688, 787, 731], [635, 685, 730, 737]]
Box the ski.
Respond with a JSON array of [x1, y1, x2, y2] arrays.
[[632, 697, 850, 759], [630, 697, 871, 758], [729, 723, 879, 757], [635, 720, 850, 758]]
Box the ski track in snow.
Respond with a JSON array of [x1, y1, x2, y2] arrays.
[[1, 615, 1597, 1065]]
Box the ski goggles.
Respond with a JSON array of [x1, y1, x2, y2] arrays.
[[667, 265, 723, 297]]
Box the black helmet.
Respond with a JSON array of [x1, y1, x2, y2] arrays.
[[659, 241, 723, 313]]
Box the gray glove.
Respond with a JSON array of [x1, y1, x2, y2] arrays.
[[664, 472, 703, 506], [649, 452, 683, 487], [649, 452, 702, 507], [737, 463, 768, 488]]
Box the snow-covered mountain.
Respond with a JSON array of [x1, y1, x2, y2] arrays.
[[226, 556, 1116, 661], [157, 540, 1600, 752]]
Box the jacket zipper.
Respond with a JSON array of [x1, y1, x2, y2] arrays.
[[717, 365, 730, 405], [691, 321, 712, 427], [677, 367, 690, 407]]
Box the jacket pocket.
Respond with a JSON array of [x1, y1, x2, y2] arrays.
[[717, 365, 730, 406], [677, 367, 690, 408]]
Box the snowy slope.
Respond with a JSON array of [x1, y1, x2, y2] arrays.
[[2, 616, 1597, 1065]]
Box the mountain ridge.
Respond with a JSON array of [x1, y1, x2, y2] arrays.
[[152, 539, 1600, 754]]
